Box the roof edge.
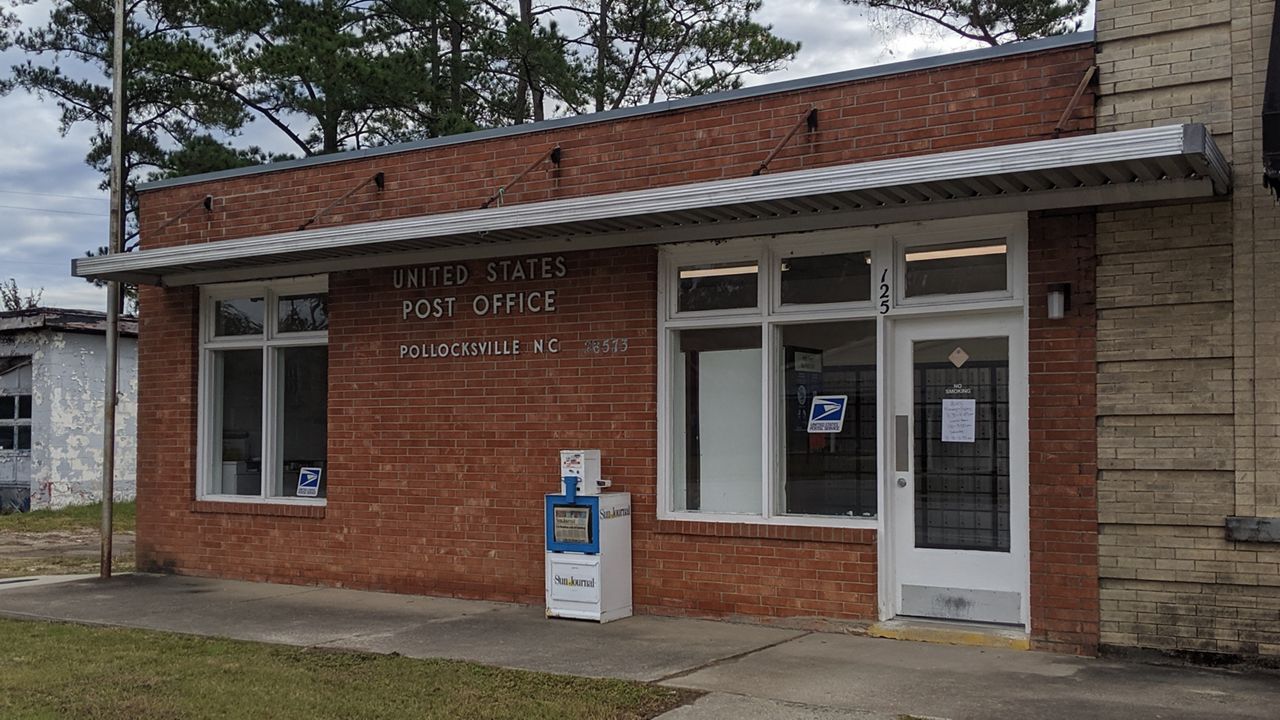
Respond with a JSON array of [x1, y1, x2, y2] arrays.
[[83, 123, 1222, 285], [0, 307, 140, 338], [138, 31, 1094, 193]]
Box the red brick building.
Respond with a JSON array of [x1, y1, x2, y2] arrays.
[[77, 31, 1238, 657]]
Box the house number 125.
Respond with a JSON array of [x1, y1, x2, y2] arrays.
[[879, 269, 891, 314]]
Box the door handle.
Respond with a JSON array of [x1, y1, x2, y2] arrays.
[[895, 415, 909, 472], [897, 477, 908, 488]]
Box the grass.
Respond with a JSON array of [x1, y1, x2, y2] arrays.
[[0, 501, 136, 533], [0, 618, 692, 719]]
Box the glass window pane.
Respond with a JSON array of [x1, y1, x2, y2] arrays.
[[0, 397, 12, 419], [677, 262, 758, 312], [17, 395, 31, 419], [904, 240, 1007, 297], [16, 426, 30, 451], [0, 428, 13, 451], [672, 327, 762, 514], [214, 349, 263, 495], [214, 297, 265, 336], [780, 252, 871, 305], [913, 337, 1010, 552], [780, 321, 877, 517], [278, 293, 329, 333], [274, 346, 328, 499]]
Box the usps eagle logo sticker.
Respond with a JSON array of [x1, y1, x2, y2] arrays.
[[297, 467, 322, 497], [807, 395, 848, 434]]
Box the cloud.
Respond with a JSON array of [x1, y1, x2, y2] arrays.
[[0, 76, 108, 308], [746, 0, 985, 84]]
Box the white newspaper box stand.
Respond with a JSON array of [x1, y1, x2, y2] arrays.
[[545, 450, 632, 622]]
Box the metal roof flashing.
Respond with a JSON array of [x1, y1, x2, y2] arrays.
[[77, 123, 1229, 288], [136, 32, 1095, 193]]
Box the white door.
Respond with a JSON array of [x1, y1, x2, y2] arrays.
[[889, 312, 1027, 626]]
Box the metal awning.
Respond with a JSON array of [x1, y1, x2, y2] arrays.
[[75, 123, 1230, 287]]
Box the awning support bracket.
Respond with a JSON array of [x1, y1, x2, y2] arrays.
[[482, 146, 562, 209], [134, 193, 215, 252], [754, 108, 818, 176], [1053, 65, 1097, 138], [298, 172, 385, 231], [150, 194, 214, 234]]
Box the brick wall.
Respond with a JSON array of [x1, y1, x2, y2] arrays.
[[133, 42, 1101, 635], [136, 246, 882, 619], [1095, 0, 1232, 152], [136, 44, 1095, 251], [1093, 0, 1280, 659], [1028, 210, 1099, 655], [137, 225, 1095, 634]]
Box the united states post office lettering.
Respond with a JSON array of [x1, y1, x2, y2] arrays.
[[396, 256, 565, 321]]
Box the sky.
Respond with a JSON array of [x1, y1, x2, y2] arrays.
[[0, 1, 1091, 310]]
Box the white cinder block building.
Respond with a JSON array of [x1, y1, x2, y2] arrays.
[[0, 308, 137, 511]]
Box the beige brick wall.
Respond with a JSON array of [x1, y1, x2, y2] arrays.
[[1236, 0, 1280, 520], [1101, 577, 1280, 655], [1096, 0, 1234, 150], [1095, 0, 1280, 658]]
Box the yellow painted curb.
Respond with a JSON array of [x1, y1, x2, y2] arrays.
[[868, 621, 1031, 651]]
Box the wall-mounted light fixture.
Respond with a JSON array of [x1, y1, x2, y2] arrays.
[[1047, 283, 1071, 320]]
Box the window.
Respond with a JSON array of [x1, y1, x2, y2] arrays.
[[663, 235, 878, 525], [673, 327, 763, 513], [0, 394, 32, 451], [780, 321, 877, 518], [780, 251, 871, 305], [0, 359, 33, 452], [659, 217, 1026, 527], [200, 279, 328, 502], [676, 261, 759, 312], [903, 239, 1007, 298]]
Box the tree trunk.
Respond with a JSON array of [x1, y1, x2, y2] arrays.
[[595, 0, 609, 112], [323, 116, 339, 154], [449, 13, 463, 112], [429, 2, 441, 125], [519, 0, 544, 121]]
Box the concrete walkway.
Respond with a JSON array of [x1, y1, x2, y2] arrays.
[[0, 574, 1277, 719]]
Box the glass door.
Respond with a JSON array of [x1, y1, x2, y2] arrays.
[[890, 313, 1027, 626]]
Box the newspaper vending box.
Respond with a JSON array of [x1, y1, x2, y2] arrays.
[[545, 450, 632, 622]]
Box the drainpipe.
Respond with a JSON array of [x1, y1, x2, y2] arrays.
[[101, 0, 125, 580]]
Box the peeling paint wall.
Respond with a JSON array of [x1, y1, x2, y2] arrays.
[[0, 329, 137, 509]]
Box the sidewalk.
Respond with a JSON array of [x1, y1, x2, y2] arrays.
[[1, 574, 1277, 719]]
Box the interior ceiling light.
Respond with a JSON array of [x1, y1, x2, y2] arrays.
[[679, 264, 759, 279], [905, 244, 1007, 263]]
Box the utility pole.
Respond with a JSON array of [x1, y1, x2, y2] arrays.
[[101, 0, 125, 580]]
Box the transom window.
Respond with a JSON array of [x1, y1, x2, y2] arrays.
[[199, 278, 329, 503], [658, 217, 1025, 527]]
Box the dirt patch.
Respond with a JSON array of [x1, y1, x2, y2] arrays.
[[0, 530, 135, 577], [0, 530, 134, 559]]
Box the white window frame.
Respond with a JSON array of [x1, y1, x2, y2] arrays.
[[666, 243, 765, 322], [895, 220, 1026, 308], [657, 214, 1027, 529], [197, 276, 329, 505]]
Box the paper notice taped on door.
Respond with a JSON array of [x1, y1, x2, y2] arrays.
[[941, 398, 976, 443]]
